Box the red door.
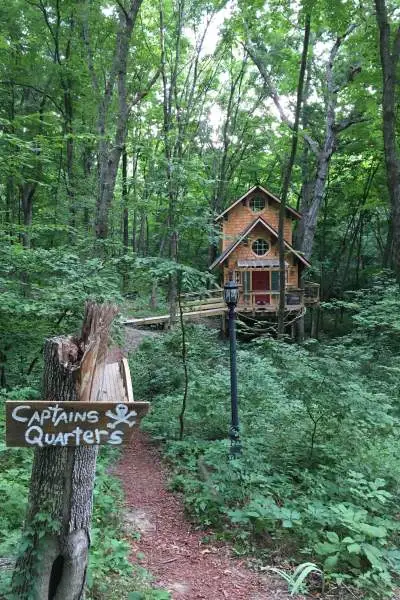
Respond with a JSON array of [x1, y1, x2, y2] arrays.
[[252, 271, 270, 305]]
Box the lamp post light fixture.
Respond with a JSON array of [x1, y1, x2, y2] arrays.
[[223, 279, 242, 459]]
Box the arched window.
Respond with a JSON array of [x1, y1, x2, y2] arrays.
[[249, 196, 265, 212], [252, 238, 269, 256]]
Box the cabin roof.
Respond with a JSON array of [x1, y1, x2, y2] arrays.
[[215, 185, 302, 221], [209, 216, 311, 270]]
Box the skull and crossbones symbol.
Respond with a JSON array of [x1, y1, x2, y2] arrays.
[[105, 404, 137, 429]]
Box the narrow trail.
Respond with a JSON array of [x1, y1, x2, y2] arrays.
[[115, 326, 306, 600], [115, 430, 305, 600]]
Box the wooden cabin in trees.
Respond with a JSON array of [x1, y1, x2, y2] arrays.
[[210, 185, 319, 314]]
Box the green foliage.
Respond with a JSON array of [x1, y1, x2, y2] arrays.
[[133, 298, 400, 597], [0, 239, 122, 387]]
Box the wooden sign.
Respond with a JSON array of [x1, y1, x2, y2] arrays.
[[6, 401, 149, 448]]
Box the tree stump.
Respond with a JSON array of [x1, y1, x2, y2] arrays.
[[11, 303, 118, 600]]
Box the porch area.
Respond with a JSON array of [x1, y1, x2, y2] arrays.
[[230, 269, 320, 313], [237, 289, 305, 312]]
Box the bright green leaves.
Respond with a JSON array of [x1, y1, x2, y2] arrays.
[[134, 322, 400, 597], [229, 496, 302, 533], [0, 240, 122, 386]]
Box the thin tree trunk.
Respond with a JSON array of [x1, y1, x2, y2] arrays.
[[132, 209, 137, 252], [177, 275, 188, 440], [374, 0, 400, 276], [20, 182, 36, 249], [277, 11, 311, 336], [122, 145, 129, 249], [12, 303, 117, 600]]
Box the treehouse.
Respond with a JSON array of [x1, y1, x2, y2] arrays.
[[210, 185, 319, 316]]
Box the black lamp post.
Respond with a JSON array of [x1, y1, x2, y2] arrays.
[[223, 279, 242, 459]]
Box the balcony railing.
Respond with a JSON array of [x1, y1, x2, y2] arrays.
[[237, 288, 304, 310], [237, 283, 320, 311]]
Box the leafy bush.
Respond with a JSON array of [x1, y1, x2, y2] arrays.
[[0, 240, 122, 387], [132, 310, 400, 598]]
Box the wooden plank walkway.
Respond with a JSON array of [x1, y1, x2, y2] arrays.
[[123, 306, 227, 327]]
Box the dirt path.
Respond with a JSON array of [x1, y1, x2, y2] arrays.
[[114, 326, 308, 600], [115, 429, 307, 600]]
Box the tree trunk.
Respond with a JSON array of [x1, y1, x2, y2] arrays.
[[20, 182, 36, 248], [277, 11, 311, 335], [168, 232, 178, 328], [11, 303, 117, 600], [296, 25, 361, 260], [85, 1, 143, 240], [122, 145, 129, 250], [296, 313, 305, 342], [374, 0, 400, 276]]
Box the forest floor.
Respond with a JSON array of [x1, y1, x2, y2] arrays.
[[115, 326, 309, 600]]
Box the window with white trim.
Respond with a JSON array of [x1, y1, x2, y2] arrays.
[[250, 196, 265, 212], [233, 271, 242, 285], [251, 238, 270, 256]]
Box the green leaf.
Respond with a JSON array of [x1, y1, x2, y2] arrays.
[[324, 553, 339, 571], [326, 531, 340, 544], [342, 536, 355, 544], [347, 543, 361, 554], [357, 523, 387, 539], [363, 543, 384, 569], [315, 542, 340, 555]]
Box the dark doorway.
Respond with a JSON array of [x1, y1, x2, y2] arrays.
[[252, 271, 270, 304]]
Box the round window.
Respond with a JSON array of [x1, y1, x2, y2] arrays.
[[252, 238, 269, 256], [250, 196, 265, 212]]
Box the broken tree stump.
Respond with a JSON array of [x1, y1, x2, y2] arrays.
[[11, 302, 118, 600]]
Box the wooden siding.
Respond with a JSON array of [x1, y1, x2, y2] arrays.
[[222, 224, 299, 288], [222, 189, 293, 251], [218, 187, 303, 304]]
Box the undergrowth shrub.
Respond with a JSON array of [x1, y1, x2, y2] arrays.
[[132, 315, 400, 598]]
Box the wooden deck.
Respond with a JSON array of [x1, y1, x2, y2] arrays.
[[123, 282, 319, 328], [124, 306, 227, 327]]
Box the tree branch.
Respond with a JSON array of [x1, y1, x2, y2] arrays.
[[116, 0, 131, 25], [334, 113, 368, 133], [243, 41, 293, 127], [304, 134, 320, 155], [129, 67, 161, 109], [0, 81, 64, 115]]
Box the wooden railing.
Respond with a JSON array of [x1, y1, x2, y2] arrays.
[[177, 281, 320, 313], [238, 288, 304, 310], [120, 357, 134, 403], [179, 287, 225, 313]]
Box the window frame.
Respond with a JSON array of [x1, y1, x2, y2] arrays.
[[251, 238, 270, 256], [233, 271, 242, 285], [249, 195, 266, 212]]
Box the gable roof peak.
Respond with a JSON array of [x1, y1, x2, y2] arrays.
[[209, 215, 311, 270], [215, 184, 302, 221]]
